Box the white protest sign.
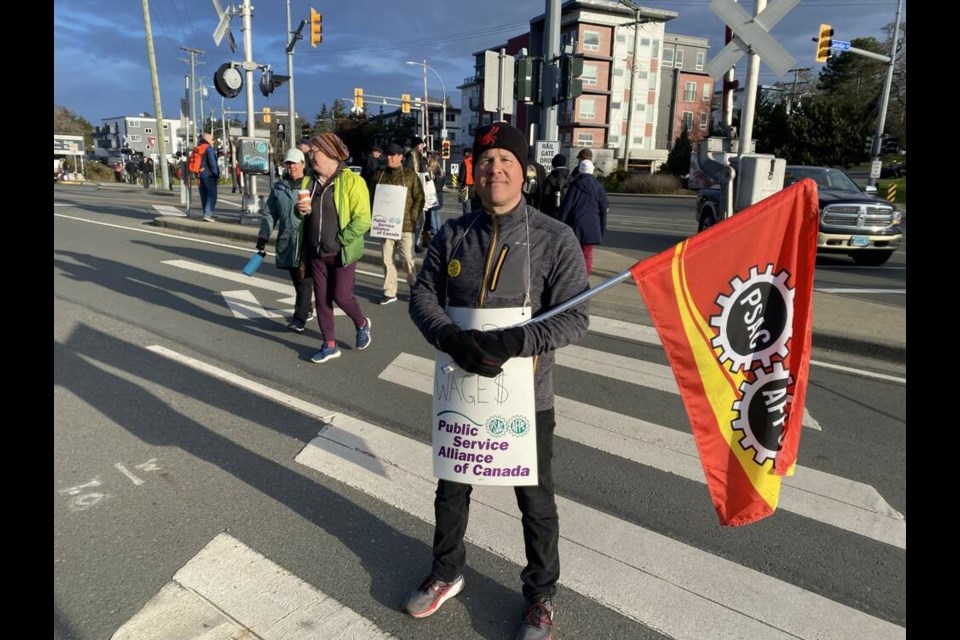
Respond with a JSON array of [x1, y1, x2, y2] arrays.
[[432, 306, 537, 486], [370, 183, 407, 240]]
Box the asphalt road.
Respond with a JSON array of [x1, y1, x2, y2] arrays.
[[54, 185, 906, 640]]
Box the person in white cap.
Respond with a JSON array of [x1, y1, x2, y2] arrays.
[[256, 147, 315, 333], [557, 158, 609, 276]]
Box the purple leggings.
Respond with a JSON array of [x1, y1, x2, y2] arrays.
[[308, 254, 366, 343]]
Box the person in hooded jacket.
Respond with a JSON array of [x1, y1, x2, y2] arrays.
[[558, 158, 608, 277], [539, 153, 570, 220], [301, 132, 373, 364]]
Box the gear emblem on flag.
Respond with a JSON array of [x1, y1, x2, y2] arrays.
[[731, 362, 794, 464], [710, 264, 794, 373]]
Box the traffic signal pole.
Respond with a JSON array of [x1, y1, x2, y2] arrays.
[[867, 0, 903, 187], [241, 0, 260, 220]]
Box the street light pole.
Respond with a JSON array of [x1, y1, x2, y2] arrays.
[[406, 60, 447, 173]]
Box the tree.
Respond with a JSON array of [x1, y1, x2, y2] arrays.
[[664, 127, 692, 177], [54, 104, 94, 151]]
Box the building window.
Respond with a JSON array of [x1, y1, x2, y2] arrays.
[[696, 51, 705, 71], [616, 33, 626, 43], [583, 31, 600, 51], [675, 49, 684, 69], [144, 127, 153, 134], [614, 67, 624, 76], [611, 101, 621, 110], [703, 83, 712, 101], [681, 111, 694, 131], [582, 64, 598, 87], [652, 39, 660, 56], [129, 120, 141, 129], [699, 112, 709, 130], [641, 38, 651, 48], [648, 71, 656, 86], [129, 134, 142, 143], [633, 136, 644, 144], [580, 98, 596, 119], [577, 133, 594, 147], [684, 82, 697, 102], [662, 48, 674, 67], [608, 134, 619, 144]]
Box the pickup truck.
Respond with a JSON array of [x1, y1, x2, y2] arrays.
[[695, 165, 903, 266]]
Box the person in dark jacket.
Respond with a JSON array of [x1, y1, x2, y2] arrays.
[[256, 148, 315, 333], [558, 158, 608, 276], [404, 121, 589, 640], [361, 144, 382, 190], [569, 147, 593, 179], [539, 153, 570, 219]]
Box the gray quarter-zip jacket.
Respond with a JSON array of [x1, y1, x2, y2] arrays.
[[409, 198, 590, 411]]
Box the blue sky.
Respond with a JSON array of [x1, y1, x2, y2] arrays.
[[54, 0, 903, 127]]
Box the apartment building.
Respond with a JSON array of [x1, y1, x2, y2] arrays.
[[458, 0, 712, 173], [93, 114, 182, 162]]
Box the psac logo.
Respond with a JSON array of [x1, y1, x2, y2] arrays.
[[711, 264, 796, 465]]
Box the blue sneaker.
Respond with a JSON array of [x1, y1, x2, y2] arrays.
[[356, 318, 372, 350], [310, 343, 341, 363]]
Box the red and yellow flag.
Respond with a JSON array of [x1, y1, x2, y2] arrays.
[[630, 180, 819, 526]]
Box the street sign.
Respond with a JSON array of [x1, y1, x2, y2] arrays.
[[870, 160, 882, 180], [483, 50, 515, 116], [705, 0, 799, 79], [831, 40, 851, 51], [535, 140, 560, 167]]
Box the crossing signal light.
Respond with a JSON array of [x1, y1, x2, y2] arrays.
[[557, 54, 584, 102], [354, 88, 364, 110], [401, 93, 411, 114], [310, 8, 323, 47], [816, 24, 834, 63], [441, 139, 450, 159]]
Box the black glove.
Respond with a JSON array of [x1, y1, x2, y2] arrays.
[[255, 237, 267, 251], [477, 327, 525, 363], [438, 325, 504, 377]]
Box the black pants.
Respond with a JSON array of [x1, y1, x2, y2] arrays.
[[431, 408, 559, 603], [285, 267, 314, 322]]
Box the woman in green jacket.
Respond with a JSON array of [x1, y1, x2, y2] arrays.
[[301, 133, 373, 364]]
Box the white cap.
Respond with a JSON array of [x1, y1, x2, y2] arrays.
[[283, 148, 305, 164], [578, 159, 594, 175]]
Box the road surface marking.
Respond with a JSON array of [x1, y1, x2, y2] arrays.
[[381, 352, 904, 549]]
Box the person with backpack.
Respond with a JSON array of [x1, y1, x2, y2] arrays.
[[539, 153, 570, 220], [521, 153, 546, 211], [192, 132, 221, 222]]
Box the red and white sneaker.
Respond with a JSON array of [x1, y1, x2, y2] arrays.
[[404, 575, 465, 619]]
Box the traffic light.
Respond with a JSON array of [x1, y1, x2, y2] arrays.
[[263, 107, 271, 124], [354, 88, 364, 110], [516, 58, 535, 104], [441, 139, 450, 159], [401, 93, 411, 114], [816, 24, 834, 63], [557, 54, 584, 102], [310, 8, 323, 47]]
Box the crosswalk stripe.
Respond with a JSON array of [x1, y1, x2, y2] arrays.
[[152, 204, 187, 217], [113, 533, 395, 640], [380, 353, 905, 548], [558, 344, 822, 430], [222, 289, 284, 319], [296, 416, 905, 640], [146, 344, 904, 639]]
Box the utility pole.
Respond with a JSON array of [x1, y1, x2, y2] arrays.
[[619, 0, 647, 172], [421, 59, 429, 145], [180, 46, 205, 146], [240, 0, 260, 219], [867, 0, 903, 187], [285, 0, 298, 151], [540, 0, 561, 142], [737, 0, 765, 165], [785, 67, 810, 114], [140, 0, 170, 190]]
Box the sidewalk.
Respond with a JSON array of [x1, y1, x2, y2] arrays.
[[149, 213, 905, 365]]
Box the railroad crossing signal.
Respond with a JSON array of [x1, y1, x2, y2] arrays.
[[704, 0, 799, 79], [309, 8, 322, 47], [441, 139, 450, 159], [401, 93, 411, 114], [816, 24, 834, 63]]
